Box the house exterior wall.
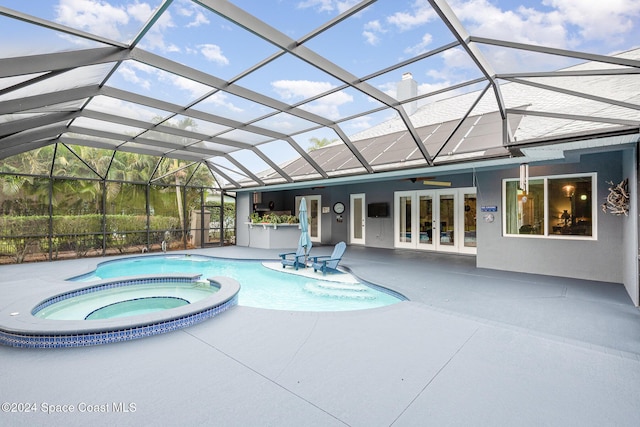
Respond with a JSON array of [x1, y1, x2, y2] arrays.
[[622, 146, 639, 305], [476, 151, 626, 285], [236, 149, 636, 301]]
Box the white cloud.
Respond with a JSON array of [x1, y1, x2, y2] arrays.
[[117, 61, 211, 100], [201, 92, 243, 113], [55, 0, 129, 40], [439, 47, 475, 70], [377, 81, 398, 99], [117, 62, 151, 90], [175, 0, 208, 27], [271, 80, 336, 101], [186, 11, 210, 28], [167, 74, 212, 100], [199, 44, 229, 65], [544, 0, 640, 45], [127, 1, 154, 23], [177, 4, 193, 18], [362, 31, 379, 46], [387, 0, 438, 31], [363, 20, 385, 46], [360, 1, 437, 53], [364, 20, 384, 32], [303, 91, 354, 119], [267, 119, 295, 131], [136, 7, 176, 52], [55, 0, 182, 53], [89, 96, 162, 122], [272, 80, 353, 120], [346, 116, 374, 130], [297, 0, 360, 14], [449, 0, 640, 51], [439, 1, 573, 73], [450, 0, 568, 48], [418, 80, 456, 94], [404, 33, 433, 56]]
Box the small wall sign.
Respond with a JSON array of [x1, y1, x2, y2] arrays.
[[480, 206, 498, 212]]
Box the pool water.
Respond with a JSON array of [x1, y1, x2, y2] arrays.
[[35, 281, 216, 320], [86, 297, 189, 320], [74, 255, 404, 312]]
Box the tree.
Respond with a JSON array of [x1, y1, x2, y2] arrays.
[[151, 116, 198, 228], [308, 137, 337, 152], [0, 146, 54, 215]]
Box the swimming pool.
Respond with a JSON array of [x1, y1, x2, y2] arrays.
[[73, 254, 405, 312], [0, 254, 405, 348]]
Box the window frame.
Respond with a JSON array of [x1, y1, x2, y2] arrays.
[[502, 172, 597, 240]]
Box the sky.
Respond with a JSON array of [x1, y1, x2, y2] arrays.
[[1, 0, 639, 181]]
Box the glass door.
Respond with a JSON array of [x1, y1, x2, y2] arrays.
[[437, 192, 457, 252], [350, 193, 365, 245], [417, 191, 434, 249], [394, 188, 476, 254], [461, 191, 477, 254], [394, 191, 415, 248]]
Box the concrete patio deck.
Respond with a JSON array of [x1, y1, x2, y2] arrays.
[[1, 245, 639, 426]]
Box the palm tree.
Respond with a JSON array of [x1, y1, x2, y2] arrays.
[[308, 137, 337, 151], [154, 117, 198, 227], [0, 146, 54, 215]]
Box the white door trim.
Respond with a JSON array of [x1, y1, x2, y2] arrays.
[[295, 195, 321, 243], [350, 193, 366, 245]]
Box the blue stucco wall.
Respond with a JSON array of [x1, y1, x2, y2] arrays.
[[476, 150, 627, 284], [236, 148, 634, 293]]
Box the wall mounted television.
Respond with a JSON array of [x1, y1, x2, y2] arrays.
[[367, 202, 389, 218]]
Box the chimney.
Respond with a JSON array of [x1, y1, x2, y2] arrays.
[[397, 72, 418, 116]]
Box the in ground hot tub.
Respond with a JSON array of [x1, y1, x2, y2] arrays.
[[0, 274, 239, 348]]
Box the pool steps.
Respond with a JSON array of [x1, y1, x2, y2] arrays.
[[303, 282, 377, 300]]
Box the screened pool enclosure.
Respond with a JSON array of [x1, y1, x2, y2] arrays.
[[1, 1, 639, 263], [0, 147, 236, 263]]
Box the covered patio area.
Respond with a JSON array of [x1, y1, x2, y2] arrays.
[[1, 246, 639, 426]]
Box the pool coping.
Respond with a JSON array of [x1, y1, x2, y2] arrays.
[[0, 273, 240, 348]]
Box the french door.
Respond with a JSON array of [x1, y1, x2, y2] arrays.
[[295, 195, 321, 243], [394, 188, 476, 254], [350, 193, 365, 245]]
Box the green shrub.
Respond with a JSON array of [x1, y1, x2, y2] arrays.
[[0, 215, 49, 236], [0, 214, 183, 261]]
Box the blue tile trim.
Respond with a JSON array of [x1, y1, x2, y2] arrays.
[[0, 294, 238, 348]]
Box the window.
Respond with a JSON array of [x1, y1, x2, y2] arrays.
[[504, 173, 595, 238]]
